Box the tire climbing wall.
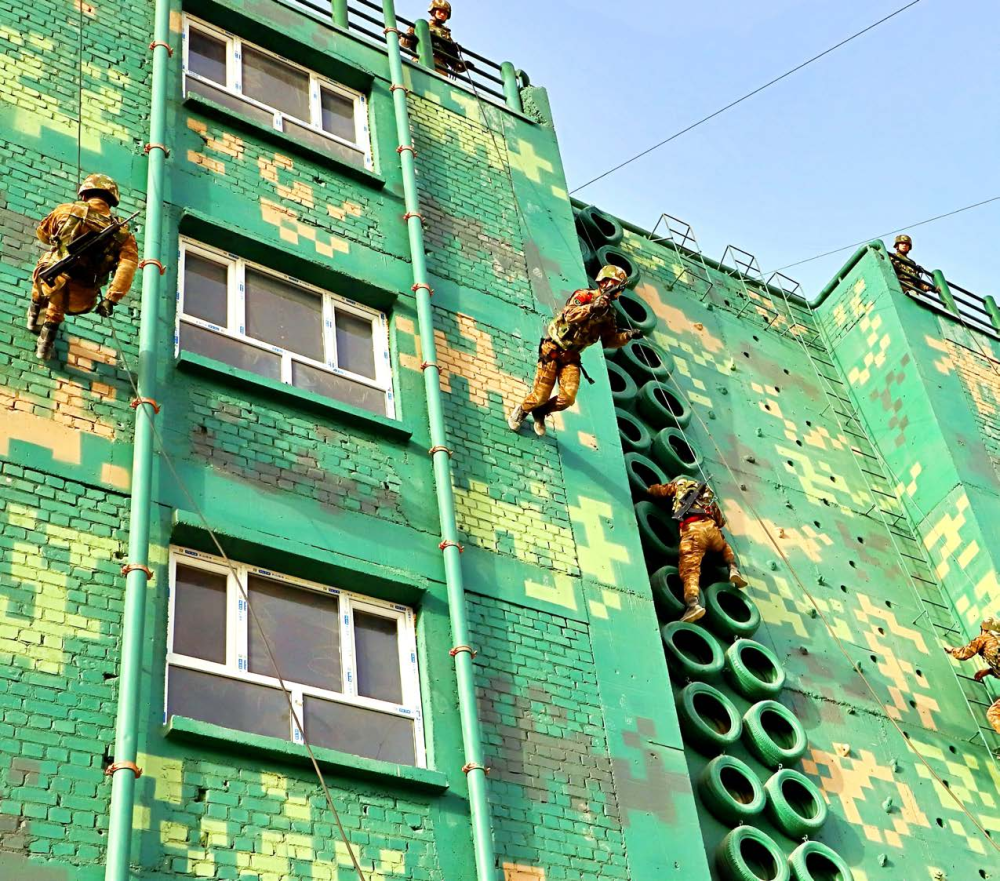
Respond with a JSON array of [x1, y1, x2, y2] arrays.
[[574, 205, 1000, 881]]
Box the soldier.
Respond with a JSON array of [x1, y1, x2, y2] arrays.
[[400, 0, 467, 75], [646, 477, 748, 623], [29, 174, 138, 360], [508, 265, 642, 438], [889, 234, 933, 294], [943, 617, 1000, 735]]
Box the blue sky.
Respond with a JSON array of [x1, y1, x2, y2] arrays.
[[414, 0, 999, 300]]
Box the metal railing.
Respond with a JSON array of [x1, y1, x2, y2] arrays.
[[894, 257, 1000, 340]]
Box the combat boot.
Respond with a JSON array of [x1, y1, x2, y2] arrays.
[[729, 565, 748, 589], [507, 404, 526, 432], [36, 322, 59, 360], [681, 601, 706, 623], [533, 413, 547, 437], [27, 301, 43, 334]]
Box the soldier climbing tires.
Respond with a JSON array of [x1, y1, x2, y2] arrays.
[[607, 362, 639, 411], [636, 381, 692, 430], [661, 621, 725, 682], [725, 640, 786, 700], [704, 583, 761, 640], [634, 501, 680, 566], [742, 700, 807, 770], [677, 682, 743, 755], [624, 453, 669, 500], [715, 827, 790, 881], [616, 409, 652, 456], [652, 427, 703, 477], [613, 339, 672, 386], [576, 205, 624, 248], [787, 841, 853, 881], [764, 769, 828, 839], [698, 755, 766, 824]]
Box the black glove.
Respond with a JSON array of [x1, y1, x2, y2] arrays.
[[95, 299, 115, 318], [628, 329, 644, 341]]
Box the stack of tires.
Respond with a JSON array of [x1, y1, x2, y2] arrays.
[[574, 204, 642, 291], [585, 218, 854, 881]]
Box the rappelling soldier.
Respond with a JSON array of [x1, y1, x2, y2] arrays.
[[646, 477, 748, 623], [943, 617, 1000, 735], [889, 235, 933, 294], [401, 0, 467, 75], [508, 265, 642, 438], [29, 174, 138, 360]]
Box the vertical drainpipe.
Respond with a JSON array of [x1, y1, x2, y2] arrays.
[[500, 62, 522, 113], [380, 3, 497, 880], [932, 269, 959, 316], [414, 19, 435, 70], [103, 0, 169, 878], [332, 0, 348, 29], [984, 295, 1000, 332]]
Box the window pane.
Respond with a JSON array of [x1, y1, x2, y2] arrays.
[[245, 269, 324, 362], [292, 362, 386, 415], [247, 576, 341, 692], [173, 565, 227, 664], [242, 47, 310, 121], [185, 75, 276, 127], [188, 28, 227, 85], [336, 312, 376, 379], [305, 697, 415, 765], [179, 322, 282, 381], [321, 89, 356, 142], [183, 253, 229, 327], [354, 611, 403, 704], [168, 666, 290, 740], [283, 119, 366, 168]]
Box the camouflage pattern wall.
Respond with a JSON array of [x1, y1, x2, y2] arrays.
[[0, 1, 997, 881]]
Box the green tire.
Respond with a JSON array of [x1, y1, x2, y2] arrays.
[[607, 362, 639, 412], [704, 584, 762, 641], [634, 502, 680, 567], [616, 408, 652, 456], [715, 827, 790, 881], [613, 339, 672, 387], [742, 700, 808, 770], [677, 683, 743, 756], [576, 204, 624, 248], [649, 566, 686, 620], [725, 640, 787, 700], [652, 427, 703, 477], [636, 380, 692, 430], [788, 841, 853, 881], [595, 244, 641, 288], [698, 755, 766, 824], [661, 622, 725, 682], [577, 235, 595, 270], [624, 453, 669, 501], [764, 768, 828, 839], [613, 291, 658, 334]]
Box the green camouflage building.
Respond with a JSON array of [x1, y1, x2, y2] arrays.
[[0, 1, 997, 880]]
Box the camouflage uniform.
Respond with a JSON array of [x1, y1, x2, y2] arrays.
[[648, 477, 746, 622], [945, 620, 1000, 734], [401, 0, 467, 75], [889, 235, 931, 293]]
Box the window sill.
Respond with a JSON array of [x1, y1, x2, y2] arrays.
[[183, 91, 386, 190], [176, 349, 413, 442], [165, 715, 449, 794]]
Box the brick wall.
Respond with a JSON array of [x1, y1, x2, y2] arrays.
[[468, 594, 627, 880]]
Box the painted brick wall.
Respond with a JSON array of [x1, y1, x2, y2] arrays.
[[467, 594, 628, 881]]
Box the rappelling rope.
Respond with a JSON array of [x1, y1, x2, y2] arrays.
[[106, 323, 370, 881]]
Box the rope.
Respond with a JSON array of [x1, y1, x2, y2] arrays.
[[570, 0, 927, 194], [106, 324, 370, 881]]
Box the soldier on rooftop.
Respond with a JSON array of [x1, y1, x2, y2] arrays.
[[943, 617, 1000, 735], [401, 0, 468, 75], [889, 235, 934, 294], [508, 265, 642, 438]]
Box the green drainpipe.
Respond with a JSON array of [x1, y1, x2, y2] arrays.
[[932, 269, 959, 316], [381, 2, 497, 880], [500, 62, 523, 113], [103, 0, 170, 878], [414, 18, 435, 70], [984, 295, 1000, 332], [332, 0, 348, 29]]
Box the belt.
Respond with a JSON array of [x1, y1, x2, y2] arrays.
[[680, 515, 711, 529]]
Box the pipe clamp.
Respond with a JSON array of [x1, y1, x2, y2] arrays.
[[105, 761, 143, 779]]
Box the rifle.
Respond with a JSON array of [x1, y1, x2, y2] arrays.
[[38, 210, 140, 288], [672, 481, 708, 522]]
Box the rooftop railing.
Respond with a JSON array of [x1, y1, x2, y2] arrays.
[[894, 258, 1000, 340]]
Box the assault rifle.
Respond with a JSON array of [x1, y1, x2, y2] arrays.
[[672, 481, 709, 522], [38, 210, 139, 287]]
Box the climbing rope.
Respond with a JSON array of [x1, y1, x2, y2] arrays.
[[105, 323, 371, 881]]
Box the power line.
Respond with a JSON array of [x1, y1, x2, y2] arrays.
[[569, 0, 926, 195], [769, 196, 1000, 272]]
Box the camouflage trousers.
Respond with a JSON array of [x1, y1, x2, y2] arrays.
[[679, 518, 736, 605], [31, 265, 100, 325], [520, 341, 582, 417], [988, 698, 1000, 735]]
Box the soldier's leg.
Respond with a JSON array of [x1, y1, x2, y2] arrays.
[[510, 358, 557, 431], [711, 528, 748, 589], [678, 524, 709, 622], [531, 363, 581, 437], [987, 698, 1000, 736], [36, 290, 68, 361]]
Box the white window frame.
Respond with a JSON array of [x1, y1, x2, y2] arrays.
[[165, 547, 425, 766], [181, 14, 373, 170], [176, 239, 395, 417]]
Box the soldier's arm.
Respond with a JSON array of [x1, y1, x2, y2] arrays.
[[647, 482, 676, 500], [107, 232, 139, 304], [600, 318, 636, 350], [36, 205, 71, 246], [944, 635, 985, 661], [712, 503, 726, 529]]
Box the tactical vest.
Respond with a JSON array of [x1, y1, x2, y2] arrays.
[[670, 477, 717, 520], [49, 202, 130, 289], [547, 290, 610, 352]]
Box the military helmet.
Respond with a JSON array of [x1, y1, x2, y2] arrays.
[[983, 616, 999, 633], [429, 0, 451, 15], [78, 173, 120, 207], [895, 234, 913, 247], [596, 265, 629, 286]]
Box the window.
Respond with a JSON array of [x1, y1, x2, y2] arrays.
[[182, 15, 373, 169], [177, 240, 395, 417], [166, 548, 424, 766]]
